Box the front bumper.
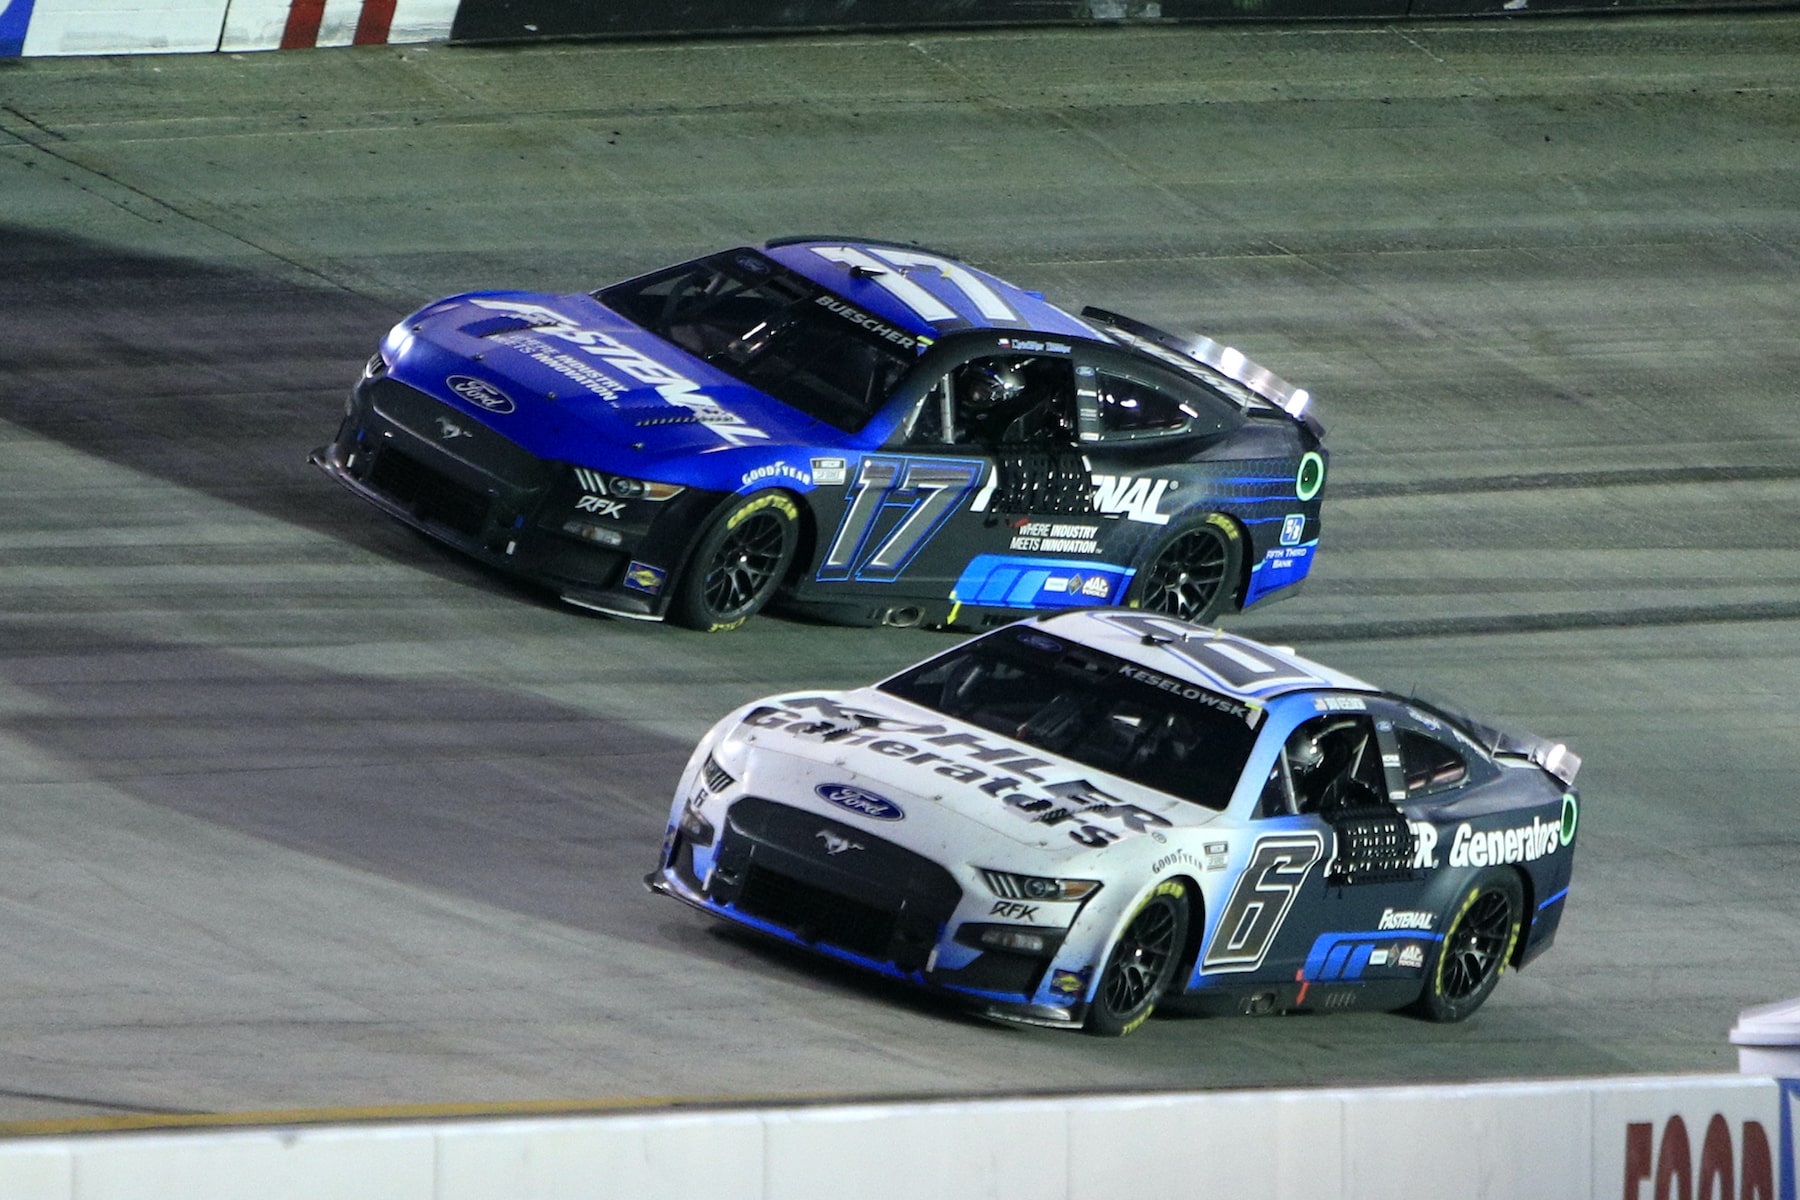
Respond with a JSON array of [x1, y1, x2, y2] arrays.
[[312, 376, 723, 618], [650, 793, 1097, 1027]]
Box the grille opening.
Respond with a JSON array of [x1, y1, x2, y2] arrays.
[[737, 866, 901, 962], [368, 449, 490, 538]]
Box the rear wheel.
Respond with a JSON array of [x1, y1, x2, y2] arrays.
[[671, 492, 799, 632], [1413, 869, 1523, 1022], [1128, 515, 1242, 624], [1085, 880, 1190, 1037]]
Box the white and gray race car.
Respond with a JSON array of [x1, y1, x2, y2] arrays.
[[647, 610, 1581, 1035]]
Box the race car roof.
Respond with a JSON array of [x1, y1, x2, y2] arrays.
[[1032, 609, 1378, 704], [761, 237, 1102, 342]]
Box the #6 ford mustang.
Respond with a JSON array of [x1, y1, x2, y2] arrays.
[[648, 610, 1581, 1034], [312, 238, 1327, 631]]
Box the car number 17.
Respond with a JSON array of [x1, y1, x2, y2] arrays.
[[820, 455, 986, 583]]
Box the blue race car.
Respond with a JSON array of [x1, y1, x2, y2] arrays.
[[313, 238, 1328, 631]]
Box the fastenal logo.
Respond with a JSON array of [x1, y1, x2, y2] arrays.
[[447, 375, 515, 414], [1378, 907, 1434, 931], [815, 783, 904, 821]]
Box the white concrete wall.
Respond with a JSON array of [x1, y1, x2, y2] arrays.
[[19, 0, 228, 55], [1, 1075, 1793, 1200]]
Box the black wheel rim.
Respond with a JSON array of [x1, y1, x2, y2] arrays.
[[1101, 897, 1181, 1019], [700, 512, 787, 619], [1441, 890, 1513, 1001], [1139, 528, 1228, 621]]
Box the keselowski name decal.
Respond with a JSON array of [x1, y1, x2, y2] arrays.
[[1115, 664, 1261, 726], [468, 298, 769, 445], [745, 696, 1172, 849]]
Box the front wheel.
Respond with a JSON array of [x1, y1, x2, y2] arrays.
[[1413, 869, 1523, 1022], [1085, 880, 1190, 1037], [670, 492, 800, 632], [1127, 515, 1243, 624]]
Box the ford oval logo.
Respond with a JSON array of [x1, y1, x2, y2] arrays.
[[447, 374, 514, 414], [815, 783, 904, 821]]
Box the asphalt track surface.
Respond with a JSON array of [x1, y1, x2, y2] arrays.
[[0, 14, 1796, 1125]]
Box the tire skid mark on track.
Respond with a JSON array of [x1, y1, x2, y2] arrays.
[[1336, 462, 1800, 500], [0, 1087, 205, 1117]]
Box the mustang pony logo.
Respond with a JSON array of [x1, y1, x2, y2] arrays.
[[434, 416, 472, 440], [815, 830, 865, 856]]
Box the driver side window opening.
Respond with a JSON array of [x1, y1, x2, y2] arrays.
[[1259, 713, 1388, 818], [911, 355, 1076, 448]]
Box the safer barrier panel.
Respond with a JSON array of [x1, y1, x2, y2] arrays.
[[14, 0, 227, 54], [0, 1075, 1793, 1200], [1413, 0, 1791, 13], [445, 0, 1410, 45], [1411, 0, 1792, 12]]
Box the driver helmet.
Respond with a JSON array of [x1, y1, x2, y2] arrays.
[[1287, 730, 1326, 775], [961, 361, 1026, 413]]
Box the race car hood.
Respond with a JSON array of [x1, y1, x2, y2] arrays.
[[714, 686, 1218, 860], [378, 290, 828, 475]]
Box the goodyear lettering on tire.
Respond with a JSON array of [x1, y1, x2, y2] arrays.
[[727, 492, 799, 529]]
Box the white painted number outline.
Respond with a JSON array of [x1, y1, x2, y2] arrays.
[[1100, 613, 1329, 695], [1200, 832, 1325, 974], [811, 246, 1019, 325], [821, 456, 985, 582]]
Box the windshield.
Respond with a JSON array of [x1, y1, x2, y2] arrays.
[[878, 625, 1261, 811], [599, 250, 918, 432]]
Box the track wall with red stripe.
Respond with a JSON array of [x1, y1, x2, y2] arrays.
[[4, 0, 457, 55]]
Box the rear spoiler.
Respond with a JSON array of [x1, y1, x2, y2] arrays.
[[1081, 306, 1324, 438], [1411, 696, 1582, 788]]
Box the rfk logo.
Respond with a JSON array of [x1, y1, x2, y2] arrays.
[[575, 495, 626, 519]]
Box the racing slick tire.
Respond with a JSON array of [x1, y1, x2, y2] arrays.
[[1412, 868, 1524, 1023], [1084, 880, 1191, 1037], [1127, 514, 1243, 624], [671, 492, 800, 632]]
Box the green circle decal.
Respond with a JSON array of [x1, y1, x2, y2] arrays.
[[1560, 793, 1579, 847], [1296, 451, 1326, 502]]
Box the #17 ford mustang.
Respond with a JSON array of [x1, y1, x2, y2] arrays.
[[648, 610, 1581, 1034], [312, 238, 1327, 631]]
